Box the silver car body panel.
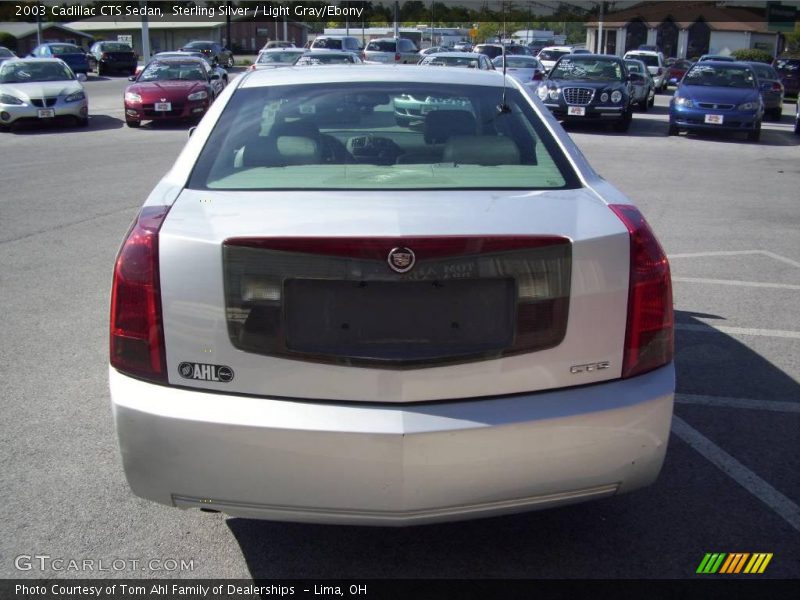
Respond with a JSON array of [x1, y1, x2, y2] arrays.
[[112, 363, 674, 525]]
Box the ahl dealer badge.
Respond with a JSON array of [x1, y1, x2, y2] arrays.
[[178, 362, 234, 383]]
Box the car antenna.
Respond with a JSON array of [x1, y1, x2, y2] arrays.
[[497, 2, 511, 114]]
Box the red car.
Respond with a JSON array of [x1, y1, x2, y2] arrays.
[[123, 57, 220, 128], [665, 59, 694, 87]]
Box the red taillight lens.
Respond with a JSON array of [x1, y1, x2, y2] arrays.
[[395, 53, 401, 61], [110, 206, 170, 383], [772, 82, 783, 92], [609, 205, 673, 379]]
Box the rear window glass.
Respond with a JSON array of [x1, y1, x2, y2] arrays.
[[752, 65, 777, 79], [295, 54, 355, 65], [366, 40, 396, 52], [257, 51, 302, 65], [538, 50, 569, 61], [774, 59, 799, 72], [101, 43, 133, 52], [626, 53, 658, 67], [188, 82, 579, 191], [311, 38, 343, 50], [49, 44, 81, 55], [421, 56, 481, 68]]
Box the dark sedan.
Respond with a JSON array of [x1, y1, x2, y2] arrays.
[[28, 43, 89, 76], [179, 41, 234, 68], [744, 61, 784, 120], [537, 54, 637, 132], [669, 61, 763, 141], [89, 41, 137, 76], [773, 57, 799, 99]]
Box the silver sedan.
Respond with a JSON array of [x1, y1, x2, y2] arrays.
[[0, 58, 88, 129]]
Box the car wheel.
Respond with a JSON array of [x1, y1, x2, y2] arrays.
[[126, 119, 140, 128], [96, 63, 103, 76], [613, 108, 632, 133], [667, 124, 679, 136], [226, 55, 234, 69], [747, 121, 761, 142], [769, 107, 782, 121], [639, 99, 649, 112], [648, 94, 655, 108], [794, 121, 800, 135]]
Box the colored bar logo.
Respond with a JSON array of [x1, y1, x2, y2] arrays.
[[697, 553, 773, 574]]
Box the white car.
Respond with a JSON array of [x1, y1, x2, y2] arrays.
[[0, 58, 88, 129], [537, 45, 573, 72], [624, 50, 667, 92], [110, 66, 675, 526]]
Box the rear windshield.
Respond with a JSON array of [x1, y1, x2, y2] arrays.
[[751, 64, 777, 80], [0, 60, 74, 83], [311, 38, 343, 50], [494, 56, 539, 68], [188, 82, 578, 191], [626, 53, 658, 67], [421, 55, 481, 68], [183, 42, 212, 50], [257, 51, 303, 64], [684, 64, 755, 88], [49, 44, 82, 55], [101, 43, 133, 52], [774, 59, 799, 72], [475, 45, 502, 58], [295, 54, 355, 65], [538, 50, 570, 61], [366, 40, 395, 52]]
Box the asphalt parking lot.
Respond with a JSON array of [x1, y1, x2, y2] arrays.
[[1, 71, 798, 580]]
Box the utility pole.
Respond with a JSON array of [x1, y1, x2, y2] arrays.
[[140, 0, 150, 63], [597, 1, 605, 54], [36, 0, 42, 46], [226, 1, 232, 49], [394, 1, 400, 40]]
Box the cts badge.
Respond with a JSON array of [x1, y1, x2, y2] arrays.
[[388, 247, 415, 273], [178, 362, 234, 382], [570, 361, 610, 374]]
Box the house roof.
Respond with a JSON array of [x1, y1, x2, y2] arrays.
[[0, 21, 93, 39], [586, 1, 774, 34]]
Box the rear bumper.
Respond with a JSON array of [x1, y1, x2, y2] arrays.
[[110, 363, 674, 526]]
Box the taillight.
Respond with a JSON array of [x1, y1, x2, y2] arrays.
[[395, 53, 401, 62], [110, 206, 170, 383], [609, 205, 673, 378], [772, 82, 783, 92]]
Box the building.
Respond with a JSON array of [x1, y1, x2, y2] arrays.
[[0, 21, 94, 54], [65, 16, 308, 56], [585, 1, 787, 59]]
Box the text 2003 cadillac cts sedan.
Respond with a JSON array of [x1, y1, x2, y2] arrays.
[[110, 66, 674, 526]]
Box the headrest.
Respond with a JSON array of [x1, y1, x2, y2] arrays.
[[424, 110, 476, 144], [242, 135, 321, 167], [443, 135, 520, 166]]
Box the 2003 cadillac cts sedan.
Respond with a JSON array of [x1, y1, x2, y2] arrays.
[[109, 66, 675, 526]]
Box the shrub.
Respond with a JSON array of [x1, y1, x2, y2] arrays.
[[0, 31, 17, 52], [731, 48, 773, 63]]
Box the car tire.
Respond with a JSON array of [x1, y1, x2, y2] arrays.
[[769, 107, 782, 121], [226, 55, 235, 69], [639, 99, 649, 112], [126, 119, 140, 128], [96, 63, 104, 76], [613, 108, 632, 133], [648, 95, 655, 108], [667, 124, 679, 136], [747, 121, 761, 142], [794, 120, 800, 135]]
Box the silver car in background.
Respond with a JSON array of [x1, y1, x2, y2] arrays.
[[418, 52, 494, 70], [250, 48, 306, 71], [0, 58, 88, 129], [624, 58, 656, 110], [110, 66, 675, 526], [492, 55, 546, 85], [364, 37, 420, 64]]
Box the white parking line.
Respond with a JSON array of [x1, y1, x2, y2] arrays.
[[669, 250, 800, 269], [674, 323, 800, 339], [671, 416, 800, 533], [672, 277, 800, 290], [675, 393, 800, 413]]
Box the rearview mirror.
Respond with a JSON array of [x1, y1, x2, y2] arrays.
[[188, 126, 196, 138]]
